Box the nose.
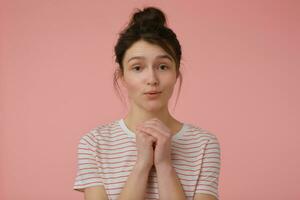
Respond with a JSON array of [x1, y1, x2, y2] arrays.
[[146, 68, 159, 86]]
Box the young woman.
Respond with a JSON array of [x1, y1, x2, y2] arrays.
[[73, 6, 221, 200]]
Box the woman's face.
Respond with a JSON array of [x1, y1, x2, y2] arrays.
[[121, 40, 178, 112]]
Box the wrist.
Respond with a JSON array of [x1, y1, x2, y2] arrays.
[[134, 162, 152, 174], [155, 162, 173, 172]]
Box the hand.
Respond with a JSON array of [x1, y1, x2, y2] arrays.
[[136, 118, 173, 168], [134, 122, 157, 171]]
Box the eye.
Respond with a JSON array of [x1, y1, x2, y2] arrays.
[[159, 64, 169, 70], [132, 65, 142, 71]]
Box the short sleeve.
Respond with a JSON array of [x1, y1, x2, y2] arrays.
[[73, 132, 104, 192], [195, 134, 221, 199]]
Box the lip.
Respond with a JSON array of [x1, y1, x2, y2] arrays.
[[144, 91, 162, 94], [144, 92, 161, 98]]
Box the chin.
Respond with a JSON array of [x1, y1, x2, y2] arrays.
[[144, 102, 167, 112]]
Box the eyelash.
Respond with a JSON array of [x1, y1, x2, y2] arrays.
[[132, 64, 169, 71]]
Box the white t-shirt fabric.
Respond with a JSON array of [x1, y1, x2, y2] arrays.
[[73, 119, 221, 200]]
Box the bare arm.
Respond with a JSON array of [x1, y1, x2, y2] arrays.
[[83, 163, 151, 200], [84, 185, 109, 200], [156, 164, 186, 200], [194, 193, 218, 200], [156, 164, 218, 200], [117, 163, 151, 200]]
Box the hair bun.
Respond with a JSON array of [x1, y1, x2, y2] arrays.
[[129, 7, 167, 30]]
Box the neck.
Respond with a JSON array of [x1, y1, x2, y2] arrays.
[[123, 104, 178, 134]]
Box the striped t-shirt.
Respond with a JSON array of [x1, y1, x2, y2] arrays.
[[73, 119, 221, 200]]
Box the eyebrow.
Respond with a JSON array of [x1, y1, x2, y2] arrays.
[[127, 55, 173, 63]]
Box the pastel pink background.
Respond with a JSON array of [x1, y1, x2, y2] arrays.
[[1, 0, 299, 199]]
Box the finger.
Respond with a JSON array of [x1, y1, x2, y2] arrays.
[[143, 120, 170, 135], [150, 118, 167, 129], [149, 136, 157, 143], [150, 117, 160, 122], [138, 130, 157, 141], [138, 126, 164, 139], [139, 118, 164, 129], [141, 123, 170, 137]]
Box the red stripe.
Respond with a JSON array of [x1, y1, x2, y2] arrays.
[[77, 163, 97, 168], [198, 179, 219, 186], [98, 145, 136, 151], [97, 140, 134, 147], [178, 136, 211, 141], [171, 148, 207, 155], [78, 147, 96, 153], [171, 141, 209, 150], [78, 152, 94, 156], [74, 122, 220, 199], [98, 149, 136, 155], [85, 134, 97, 146], [99, 136, 131, 143], [172, 140, 210, 146], [74, 180, 103, 187], [77, 166, 98, 170], [196, 187, 218, 195]]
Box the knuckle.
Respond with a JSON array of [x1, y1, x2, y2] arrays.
[[161, 136, 169, 143]]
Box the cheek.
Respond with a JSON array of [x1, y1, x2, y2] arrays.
[[163, 77, 177, 95], [124, 79, 141, 96], [165, 85, 175, 97], [164, 75, 177, 88]]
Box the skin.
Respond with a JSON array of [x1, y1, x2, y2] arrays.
[[121, 40, 183, 168], [83, 39, 217, 200], [119, 39, 217, 200]]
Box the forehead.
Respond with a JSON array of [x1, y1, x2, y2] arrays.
[[123, 40, 171, 63]]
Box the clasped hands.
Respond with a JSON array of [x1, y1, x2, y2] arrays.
[[135, 118, 173, 168]]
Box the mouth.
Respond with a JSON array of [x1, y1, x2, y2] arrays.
[[144, 91, 162, 98], [144, 91, 162, 95]]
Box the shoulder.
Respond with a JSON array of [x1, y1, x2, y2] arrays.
[[184, 123, 221, 156], [183, 122, 220, 144], [79, 119, 120, 145]]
